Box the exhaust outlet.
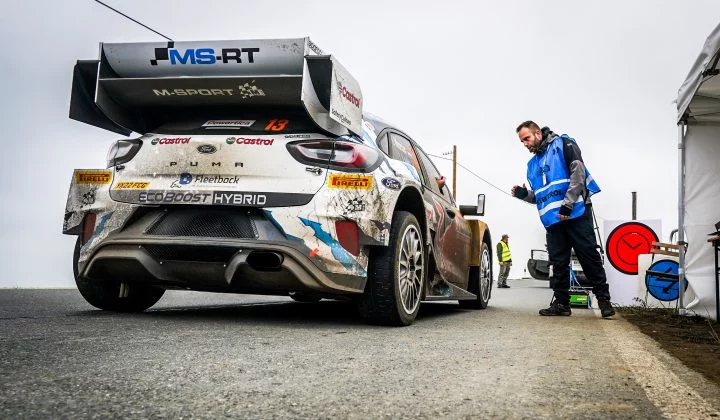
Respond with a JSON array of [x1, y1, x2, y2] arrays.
[[246, 251, 284, 271]]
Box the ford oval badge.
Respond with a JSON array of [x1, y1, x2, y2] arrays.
[[197, 144, 217, 154]]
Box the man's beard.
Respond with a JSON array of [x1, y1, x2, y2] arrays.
[[527, 134, 541, 153]]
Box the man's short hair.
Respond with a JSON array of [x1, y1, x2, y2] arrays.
[[502, 234, 509, 239], [516, 120, 541, 133]]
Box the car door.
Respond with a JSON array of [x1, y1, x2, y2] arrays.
[[413, 144, 471, 286], [386, 131, 444, 261]]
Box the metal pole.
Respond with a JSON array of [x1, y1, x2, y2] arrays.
[[715, 240, 719, 322], [678, 123, 687, 316], [452, 144, 457, 198], [631, 191, 637, 220]]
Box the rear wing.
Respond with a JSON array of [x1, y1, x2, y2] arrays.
[[69, 38, 362, 137]]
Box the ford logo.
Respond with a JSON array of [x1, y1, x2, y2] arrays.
[[197, 144, 217, 154], [381, 177, 401, 190]]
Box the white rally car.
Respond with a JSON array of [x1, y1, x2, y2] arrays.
[[64, 38, 493, 326]]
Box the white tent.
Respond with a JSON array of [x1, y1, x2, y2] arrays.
[[677, 22, 720, 320]]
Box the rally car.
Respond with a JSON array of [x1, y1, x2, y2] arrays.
[[64, 38, 493, 326]]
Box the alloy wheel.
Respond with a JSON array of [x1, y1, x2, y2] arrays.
[[398, 224, 423, 315], [480, 246, 492, 301]]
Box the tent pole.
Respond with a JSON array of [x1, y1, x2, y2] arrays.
[[678, 122, 687, 316]]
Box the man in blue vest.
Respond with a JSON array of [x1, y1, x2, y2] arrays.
[[511, 121, 615, 318]]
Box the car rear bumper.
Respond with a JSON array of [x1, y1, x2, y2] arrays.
[[81, 238, 365, 294], [76, 206, 367, 295]]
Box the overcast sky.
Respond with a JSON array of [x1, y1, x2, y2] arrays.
[[1, 0, 718, 287]]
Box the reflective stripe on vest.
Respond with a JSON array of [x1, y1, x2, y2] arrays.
[[527, 135, 601, 228], [499, 241, 511, 262]]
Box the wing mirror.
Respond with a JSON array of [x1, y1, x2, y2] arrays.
[[459, 194, 485, 217], [435, 176, 446, 190]]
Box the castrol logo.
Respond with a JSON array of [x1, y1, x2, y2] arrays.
[[150, 137, 191, 145], [337, 83, 360, 108], [225, 137, 274, 146]]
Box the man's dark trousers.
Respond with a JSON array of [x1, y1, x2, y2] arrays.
[[546, 206, 611, 305]]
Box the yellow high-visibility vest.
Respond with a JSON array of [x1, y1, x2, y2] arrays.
[[499, 241, 512, 262]]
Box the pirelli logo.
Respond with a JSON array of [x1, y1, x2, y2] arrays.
[[76, 170, 112, 185], [328, 174, 372, 190], [114, 182, 150, 190]]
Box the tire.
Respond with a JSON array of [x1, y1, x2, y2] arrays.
[[360, 211, 425, 326], [459, 242, 492, 309], [73, 237, 165, 312], [289, 293, 321, 303]]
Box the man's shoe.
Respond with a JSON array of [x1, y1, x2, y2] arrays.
[[502, 284, 511, 288], [539, 302, 571, 316], [598, 300, 615, 318]]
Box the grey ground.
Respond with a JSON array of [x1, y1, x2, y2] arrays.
[[1, 279, 718, 419]]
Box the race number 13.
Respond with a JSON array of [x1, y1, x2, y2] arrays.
[[265, 119, 288, 131]]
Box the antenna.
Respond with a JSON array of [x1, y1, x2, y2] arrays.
[[93, 0, 173, 41]]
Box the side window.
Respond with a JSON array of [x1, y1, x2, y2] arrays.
[[416, 147, 445, 197], [377, 133, 389, 156], [388, 133, 424, 183]]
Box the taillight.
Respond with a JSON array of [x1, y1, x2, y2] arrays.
[[335, 220, 360, 256], [106, 138, 143, 168], [331, 143, 369, 169], [287, 140, 335, 166], [81, 213, 97, 246], [287, 140, 381, 172]]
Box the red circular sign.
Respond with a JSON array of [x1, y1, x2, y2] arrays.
[[606, 222, 659, 275]]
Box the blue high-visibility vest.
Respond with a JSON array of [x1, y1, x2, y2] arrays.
[[527, 135, 600, 228]]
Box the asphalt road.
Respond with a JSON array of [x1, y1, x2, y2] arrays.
[[1, 279, 719, 419]]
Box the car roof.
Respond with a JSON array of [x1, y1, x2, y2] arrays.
[[363, 112, 415, 142]]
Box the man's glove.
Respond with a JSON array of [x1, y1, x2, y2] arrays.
[[559, 205, 572, 217], [512, 185, 528, 199]]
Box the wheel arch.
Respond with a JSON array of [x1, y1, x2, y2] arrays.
[[483, 225, 493, 282], [483, 225, 493, 261], [467, 219, 492, 267], [392, 186, 426, 243]]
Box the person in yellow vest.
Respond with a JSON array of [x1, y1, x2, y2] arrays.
[[496, 234, 512, 288]]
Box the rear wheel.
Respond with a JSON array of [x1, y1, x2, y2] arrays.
[[459, 242, 492, 309], [360, 211, 425, 326], [73, 237, 165, 312]]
